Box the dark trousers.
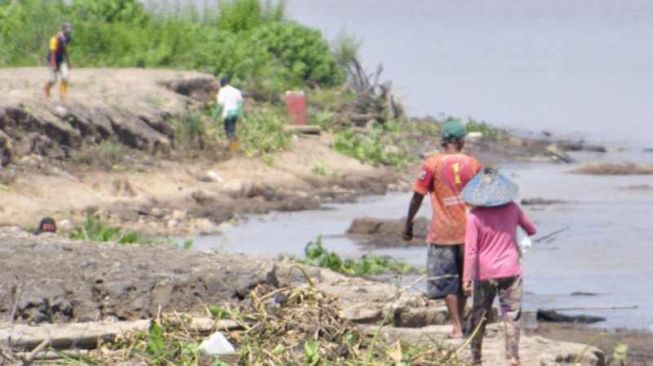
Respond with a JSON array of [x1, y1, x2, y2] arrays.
[[224, 116, 238, 140]]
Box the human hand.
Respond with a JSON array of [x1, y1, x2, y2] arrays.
[[402, 222, 413, 241], [463, 281, 473, 296]]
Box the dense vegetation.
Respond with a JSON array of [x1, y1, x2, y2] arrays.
[[0, 0, 344, 94]]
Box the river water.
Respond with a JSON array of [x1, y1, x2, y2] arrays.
[[194, 148, 653, 331], [284, 0, 653, 147]]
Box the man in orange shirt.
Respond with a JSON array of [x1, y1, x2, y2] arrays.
[[403, 119, 481, 338]]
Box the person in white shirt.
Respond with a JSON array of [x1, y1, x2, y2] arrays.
[[216, 76, 244, 153]]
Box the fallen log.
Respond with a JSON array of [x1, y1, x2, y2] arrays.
[[283, 125, 322, 135], [0, 317, 239, 352]]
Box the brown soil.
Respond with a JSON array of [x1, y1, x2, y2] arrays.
[[573, 163, 653, 175], [530, 323, 653, 365], [0, 132, 402, 236], [346, 217, 429, 247], [0, 228, 608, 365], [0, 68, 410, 236]]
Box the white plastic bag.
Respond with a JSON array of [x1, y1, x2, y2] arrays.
[[519, 236, 533, 254]]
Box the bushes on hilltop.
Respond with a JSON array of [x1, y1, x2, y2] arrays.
[[0, 0, 345, 93]]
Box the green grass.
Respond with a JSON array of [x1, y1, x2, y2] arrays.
[[69, 214, 163, 245], [333, 122, 412, 168], [312, 161, 327, 176], [303, 236, 416, 276], [239, 108, 291, 157]]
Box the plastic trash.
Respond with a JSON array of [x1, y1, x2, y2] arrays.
[[519, 236, 533, 253], [199, 331, 235, 356]]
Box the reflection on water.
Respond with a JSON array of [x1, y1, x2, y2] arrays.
[[194, 150, 653, 331]]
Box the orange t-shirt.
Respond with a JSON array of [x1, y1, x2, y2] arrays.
[[414, 153, 481, 245]]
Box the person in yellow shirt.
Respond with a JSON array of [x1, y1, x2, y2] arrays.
[[44, 23, 72, 100]]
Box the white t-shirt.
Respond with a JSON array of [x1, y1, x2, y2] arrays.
[[216, 85, 243, 119]]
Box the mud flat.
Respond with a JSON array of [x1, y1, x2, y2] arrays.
[[573, 163, 653, 175]]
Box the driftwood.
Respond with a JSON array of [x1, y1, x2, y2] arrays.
[[0, 317, 240, 352]]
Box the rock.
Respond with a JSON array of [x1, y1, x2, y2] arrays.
[[536, 310, 606, 324], [58, 219, 75, 231], [346, 217, 429, 247], [53, 105, 70, 118], [198, 170, 224, 183], [199, 331, 235, 356], [340, 307, 382, 324], [521, 198, 568, 206], [166, 219, 178, 229]]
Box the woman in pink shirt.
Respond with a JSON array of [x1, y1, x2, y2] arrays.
[[461, 169, 537, 366]]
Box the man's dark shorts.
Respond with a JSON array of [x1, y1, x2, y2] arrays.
[[426, 243, 464, 299], [224, 115, 238, 139]]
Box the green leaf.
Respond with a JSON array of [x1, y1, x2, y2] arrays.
[[146, 320, 165, 357], [208, 304, 230, 319], [303, 339, 320, 366], [613, 343, 629, 361]]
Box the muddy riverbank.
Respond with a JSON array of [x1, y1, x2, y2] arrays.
[[0, 227, 605, 365], [0, 68, 589, 239]]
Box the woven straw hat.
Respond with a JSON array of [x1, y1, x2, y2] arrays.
[[461, 168, 518, 207]]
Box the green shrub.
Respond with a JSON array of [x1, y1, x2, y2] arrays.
[[71, 0, 149, 25], [173, 111, 207, 150], [333, 124, 412, 168], [303, 236, 416, 276], [250, 21, 345, 87], [217, 0, 284, 32], [239, 108, 291, 157], [69, 214, 159, 245]]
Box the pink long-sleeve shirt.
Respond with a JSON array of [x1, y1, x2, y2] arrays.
[[463, 202, 537, 282]]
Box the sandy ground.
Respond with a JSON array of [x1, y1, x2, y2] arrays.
[[0, 132, 403, 235]]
